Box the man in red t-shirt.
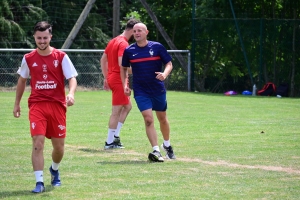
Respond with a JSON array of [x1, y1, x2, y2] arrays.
[[100, 18, 139, 149], [13, 21, 78, 193]]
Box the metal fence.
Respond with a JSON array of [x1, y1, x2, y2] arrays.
[[0, 49, 190, 91]]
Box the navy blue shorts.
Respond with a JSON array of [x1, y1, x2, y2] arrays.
[[134, 94, 167, 112]]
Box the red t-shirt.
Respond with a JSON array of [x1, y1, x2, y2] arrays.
[[18, 48, 78, 107], [104, 35, 128, 84]]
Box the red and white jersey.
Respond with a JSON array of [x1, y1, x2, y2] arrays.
[[18, 48, 78, 107]]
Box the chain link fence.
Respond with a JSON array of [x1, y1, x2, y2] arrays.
[[0, 49, 190, 91]]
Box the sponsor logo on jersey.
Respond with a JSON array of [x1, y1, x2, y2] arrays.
[[32, 63, 38, 67], [35, 81, 57, 90], [133, 53, 138, 56]]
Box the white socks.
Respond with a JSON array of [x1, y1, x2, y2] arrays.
[[153, 146, 160, 152], [106, 128, 116, 144], [34, 171, 43, 183], [34, 162, 60, 183], [153, 140, 171, 152], [163, 140, 170, 147], [52, 162, 60, 171], [107, 122, 123, 144], [114, 122, 123, 137]]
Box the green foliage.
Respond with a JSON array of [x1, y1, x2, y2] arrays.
[[0, 0, 111, 49], [120, 11, 141, 29], [121, 0, 191, 50], [193, 1, 300, 95], [1, 0, 300, 95]]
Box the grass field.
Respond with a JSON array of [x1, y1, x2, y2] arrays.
[[1, 91, 300, 199]]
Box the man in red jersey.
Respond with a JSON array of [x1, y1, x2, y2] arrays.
[[100, 18, 139, 149], [13, 21, 78, 193]]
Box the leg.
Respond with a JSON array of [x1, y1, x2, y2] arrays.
[[113, 102, 132, 147], [143, 109, 164, 162], [135, 95, 163, 162], [155, 111, 170, 141], [104, 105, 126, 149], [156, 111, 176, 159], [49, 137, 65, 186], [31, 135, 46, 193], [141, 109, 158, 147], [118, 102, 132, 124], [32, 135, 45, 171], [105, 105, 123, 146], [108, 105, 123, 129], [109, 81, 131, 137], [106, 80, 132, 148], [51, 137, 65, 163], [114, 102, 132, 137]]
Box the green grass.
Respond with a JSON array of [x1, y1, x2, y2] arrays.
[[1, 91, 300, 199]]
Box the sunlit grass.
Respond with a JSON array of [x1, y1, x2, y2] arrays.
[[1, 91, 300, 199]]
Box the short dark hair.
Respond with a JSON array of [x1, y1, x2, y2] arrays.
[[125, 18, 140, 30], [33, 21, 52, 34]]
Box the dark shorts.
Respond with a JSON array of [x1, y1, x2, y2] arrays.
[[134, 93, 167, 112]]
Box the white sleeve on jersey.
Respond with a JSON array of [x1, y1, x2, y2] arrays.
[[62, 54, 78, 79], [17, 56, 30, 78]]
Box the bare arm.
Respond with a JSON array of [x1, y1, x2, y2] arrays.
[[66, 77, 77, 107], [119, 56, 131, 96], [100, 53, 110, 90], [13, 76, 27, 118], [155, 61, 173, 81]]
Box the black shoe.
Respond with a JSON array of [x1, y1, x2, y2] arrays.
[[113, 136, 124, 148], [148, 150, 164, 162], [104, 141, 124, 150], [161, 144, 176, 159]]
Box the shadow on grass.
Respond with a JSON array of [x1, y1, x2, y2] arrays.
[[79, 148, 101, 153], [96, 160, 150, 165], [79, 148, 169, 164], [79, 148, 130, 154], [0, 185, 54, 199]]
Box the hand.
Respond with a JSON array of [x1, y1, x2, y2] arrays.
[[13, 105, 21, 118], [155, 72, 167, 81], [66, 94, 75, 107], [103, 79, 110, 91], [124, 86, 131, 96]]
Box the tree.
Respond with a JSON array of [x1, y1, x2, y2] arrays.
[[0, 0, 48, 48]]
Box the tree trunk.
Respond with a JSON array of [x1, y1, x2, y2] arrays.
[[113, 0, 120, 37], [290, 9, 296, 97], [61, 0, 96, 49], [139, 0, 188, 71]]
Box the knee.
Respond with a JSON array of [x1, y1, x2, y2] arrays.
[[54, 145, 64, 153], [124, 104, 132, 112], [160, 118, 169, 125], [144, 117, 154, 127], [128, 104, 132, 111], [33, 141, 44, 151]]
